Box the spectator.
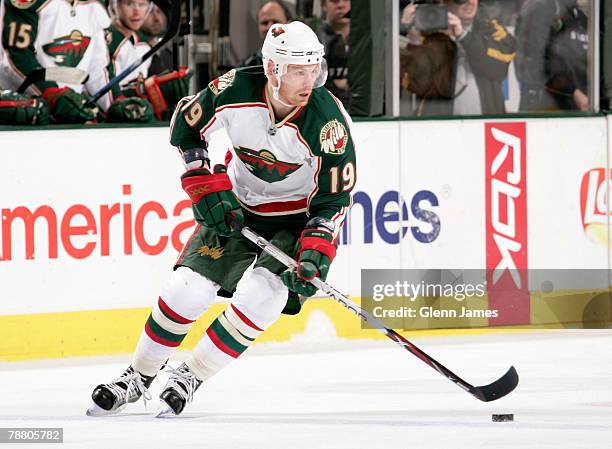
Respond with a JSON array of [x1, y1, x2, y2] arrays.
[[515, 0, 575, 111], [0, 0, 111, 123], [316, 0, 351, 111], [141, 3, 174, 75], [400, 0, 516, 116], [545, 0, 589, 111], [241, 1, 293, 67]]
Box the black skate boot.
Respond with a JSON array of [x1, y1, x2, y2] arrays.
[[156, 363, 202, 417], [86, 366, 154, 416]]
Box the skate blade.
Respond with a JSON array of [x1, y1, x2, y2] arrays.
[[155, 402, 177, 418], [86, 402, 126, 417]]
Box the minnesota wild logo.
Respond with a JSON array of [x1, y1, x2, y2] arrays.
[[271, 27, 285, 38], [42, 30, 91, 67], [235, 147, 301, 183]]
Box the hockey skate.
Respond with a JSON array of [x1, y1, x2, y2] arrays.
[[155, 363, 202, 417], [86, 366, 154, 416]]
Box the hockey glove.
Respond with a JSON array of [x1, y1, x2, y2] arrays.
[[0, 90, 49, 125], [106, 96, 154, 123], [281, 219, 337, 298], [42, 87, 98, 124], [181, 164, 244, 237], [136, 67, 192, 120]]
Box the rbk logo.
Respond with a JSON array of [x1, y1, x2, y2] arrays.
[[487, 126, 526, 288], [234, 147, 301, 183], [485, 122, 529, 326]]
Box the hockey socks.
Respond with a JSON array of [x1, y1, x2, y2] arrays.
[[187, 304, 263, 380], [133, 297, 196, 377]]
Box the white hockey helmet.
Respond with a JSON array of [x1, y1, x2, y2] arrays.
[[261, 21, 327, 104]]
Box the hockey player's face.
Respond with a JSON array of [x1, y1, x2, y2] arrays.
[[280, 64, 321, 106], [117, 0, 151, 31]]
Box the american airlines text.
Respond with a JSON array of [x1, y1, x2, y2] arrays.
[[1, 187, 441, 262]]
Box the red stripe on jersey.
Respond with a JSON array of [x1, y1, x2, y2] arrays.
[[230, 304, 264, 331], [206, 327, 240, 358], [201, 116, 218, 137], [217, 102, 267, 112], [290, 106, 305, 122], [242, 198, 308, 214], [145, 322, 181, 347], [158, 297, 195, 324]]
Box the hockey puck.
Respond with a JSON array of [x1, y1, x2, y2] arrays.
[[492, 414, 514, 422]]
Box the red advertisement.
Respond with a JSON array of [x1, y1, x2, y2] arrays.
[[485, 122, 530, 325], [580, 167, 610, 246]]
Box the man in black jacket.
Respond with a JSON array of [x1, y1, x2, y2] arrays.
[[316, 0, 351, 111], [545, 0, 589, 111], [515, 0, 579, 111]]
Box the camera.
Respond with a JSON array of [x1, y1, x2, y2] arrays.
[[414, 1, 448, 33]]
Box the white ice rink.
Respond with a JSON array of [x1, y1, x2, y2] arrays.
[[1, 329, 611, 449]]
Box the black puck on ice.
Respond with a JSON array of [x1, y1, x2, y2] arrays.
[[492, 414, 514, 422]]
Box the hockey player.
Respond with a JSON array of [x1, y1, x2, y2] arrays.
[[104, 0, 153, 87], [87, 21, 356, 417], [0, 0, 150, 123], [104, 0, 193, 120]]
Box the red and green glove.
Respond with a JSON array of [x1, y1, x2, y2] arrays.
[[136, 67, 192, 120], [0, 90, 49, 125], [42, 87, 97, 124], [106, 96, 154, 123], [181, 164, 244, 237], [281, 218, 337, 297]]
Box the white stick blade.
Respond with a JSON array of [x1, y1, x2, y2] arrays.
[[45, 67, 89, 85]]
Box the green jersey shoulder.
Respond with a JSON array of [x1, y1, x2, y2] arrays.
[[170, 66, 266, 149], [296, 87, 355, 160]]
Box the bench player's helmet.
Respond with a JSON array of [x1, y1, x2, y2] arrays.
[[261, 21, 327, 106]]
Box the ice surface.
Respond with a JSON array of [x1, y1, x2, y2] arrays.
[[1, 330, 611, 448]]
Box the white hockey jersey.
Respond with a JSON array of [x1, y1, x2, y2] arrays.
[[170, 66, 357, 238], [103, 21, 151, 90], [0, 0, 113, 110]]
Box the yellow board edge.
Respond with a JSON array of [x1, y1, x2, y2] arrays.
[[1, 293, 610, 362]]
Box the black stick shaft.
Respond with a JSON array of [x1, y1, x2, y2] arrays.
[[236, 223, 518, 402]]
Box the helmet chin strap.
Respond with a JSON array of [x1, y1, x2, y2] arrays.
[[271, 74, 298, 108]]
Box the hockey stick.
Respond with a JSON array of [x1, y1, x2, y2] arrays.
[[229, 219, 519, 402], [90, 0, 180, 103], [16, 67, 89, 94]]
